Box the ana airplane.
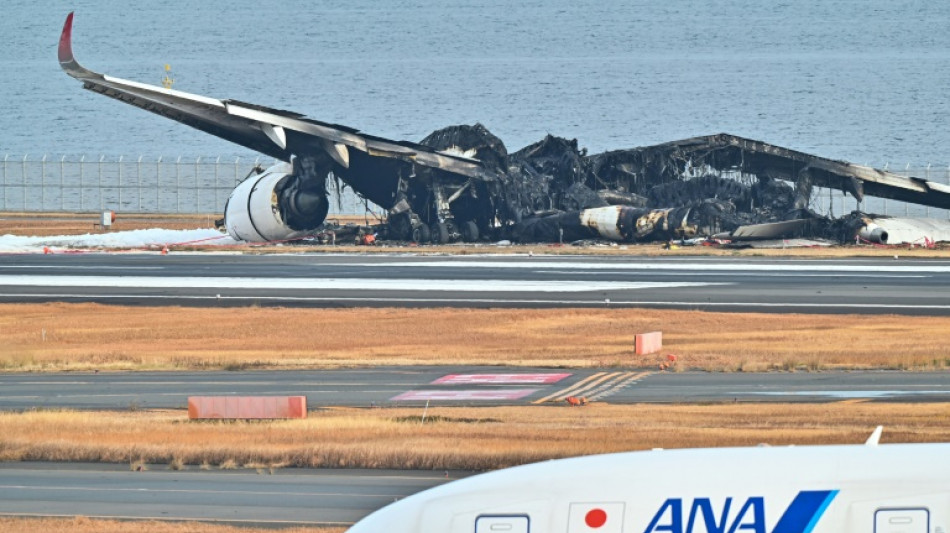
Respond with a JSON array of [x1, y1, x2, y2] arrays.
[[347, 434, 947, 533]]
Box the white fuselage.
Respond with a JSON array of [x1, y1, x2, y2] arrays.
[[347, 443, 949, 533]]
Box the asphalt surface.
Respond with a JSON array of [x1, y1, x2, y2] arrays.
[[2, 252, 948, 526], [0, 463, 457, 526], [0, 253, 949, 314], [2, 367, 948, 526], [2, 368, 949, 527], [2, 368, 949, 410]]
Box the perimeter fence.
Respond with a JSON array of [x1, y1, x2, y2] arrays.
[[1, 154, 948, 219], [0, 154, 382, 216]]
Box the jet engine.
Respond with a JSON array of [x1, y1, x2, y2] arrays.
[[224, 162, 329, 242], [857, 221, 888, 244]]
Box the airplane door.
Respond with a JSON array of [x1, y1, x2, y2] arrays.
[[475, 514, 529, 533], [874, 508, 929, 533]]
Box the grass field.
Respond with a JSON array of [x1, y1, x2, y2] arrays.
[[1, 403, 947, 470], [1, 303, 948, 372]]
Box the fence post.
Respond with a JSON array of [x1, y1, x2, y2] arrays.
[[42, 154, 47, 211], [137, 156, 143, 212], [21, 154, 28, 211], [195, 156, 201, 213], [60, 155, 66, 211], [118, 155, 124, 211], [156, 156, 162, 213], [98, 155, 105, 210], [2, 154, 7, 211], [79, 154, 86, 211], [214, 156, 220, 212], [176, 155, 182, 213]]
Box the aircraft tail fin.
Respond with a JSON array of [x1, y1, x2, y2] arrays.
[[865, 426, 883, 446]]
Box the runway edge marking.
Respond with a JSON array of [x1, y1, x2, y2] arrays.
[[532, 371, 651, 404], [587, 372, 652, 401], [531, 372, 607, 404]]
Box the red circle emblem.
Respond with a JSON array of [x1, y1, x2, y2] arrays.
[[585, 508, 608, 528]]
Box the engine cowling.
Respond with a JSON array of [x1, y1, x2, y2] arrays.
[[224, 163, 329, 242], [857, 222, 888, 244]]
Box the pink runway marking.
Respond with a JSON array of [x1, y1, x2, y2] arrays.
[[391, 389, 538, 401], [432, 373, 572, 385]]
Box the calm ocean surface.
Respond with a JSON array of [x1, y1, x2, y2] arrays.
[[1, 1, 949, 165]]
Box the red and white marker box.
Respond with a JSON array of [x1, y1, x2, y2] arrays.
[[634, 331, 663, 355], [188, 396, 307, 419]]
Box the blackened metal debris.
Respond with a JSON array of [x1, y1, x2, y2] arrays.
[[379, 127, 827, 244], [59, 20, 950, 246], [365, 127, 950, 245]]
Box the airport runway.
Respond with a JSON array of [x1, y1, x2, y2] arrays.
[[2, 368, 949, 410], [0, 253, 949, 314], [0, 462, 456, 526], [2, 367, 948, 527]]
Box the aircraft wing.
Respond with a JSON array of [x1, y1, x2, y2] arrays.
[[57, 12, 498, 181]]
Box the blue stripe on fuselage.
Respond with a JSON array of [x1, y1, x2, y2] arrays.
[[771, 490, 838, 533]]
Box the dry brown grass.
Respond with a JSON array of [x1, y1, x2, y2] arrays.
[[0, 404, 947, 470], [0, 517, 343, 533], [0, 213, 219, 236], [1, 303, 948, 371]]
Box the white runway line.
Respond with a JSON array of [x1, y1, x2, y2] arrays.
[[5, 293, 950, 310], [363, 260, 950, 273], [0, 275, 721, 293], [742, 390, 950, 398], [538, 270, 927, 279], [0, 265, 164, 270]]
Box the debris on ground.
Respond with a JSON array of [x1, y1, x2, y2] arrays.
[[357, 129, 950, 247], [565, 396, 589, 407]]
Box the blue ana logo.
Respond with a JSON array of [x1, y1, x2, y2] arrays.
[[642, 490, 838, 533]]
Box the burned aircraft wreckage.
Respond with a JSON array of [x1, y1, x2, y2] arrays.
[[59, 13, 950, 246]]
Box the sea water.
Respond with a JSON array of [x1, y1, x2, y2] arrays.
[[1, 0, 949, 214]]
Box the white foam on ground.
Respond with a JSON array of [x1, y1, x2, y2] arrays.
[[0, 276, 721, 293], [0, 229, 237, 253]]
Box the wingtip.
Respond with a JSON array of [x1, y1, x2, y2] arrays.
[[58, 12, 75, 65]]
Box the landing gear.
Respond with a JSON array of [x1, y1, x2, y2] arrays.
[[387, 173, 488, 244], [431, 221, 451, 244], [461, 220, 479, 242], [411, 224, 430, 243]]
